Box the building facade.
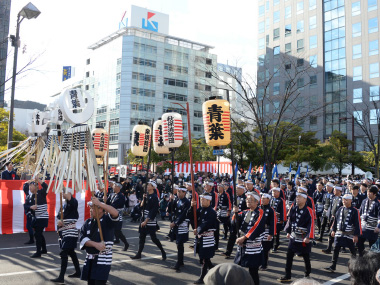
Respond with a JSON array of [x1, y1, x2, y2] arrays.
[[257, 0, 380, 150], [84, 7, 218, 165], [0, 0, 11, 108]]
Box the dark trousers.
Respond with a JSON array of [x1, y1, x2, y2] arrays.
[[34, 226, 46, 254], [199, 258, 213, 281], [226, 228, 237, 255], [137, 230, 165, 255], [26, 215, 34, 241], [114, 229, 129, 247], [358, 236, 376, 256], [249, 267, 260, 285], [332, 241, 356, 269], [285, 250, 311, 278], [262, 240, 274, 268], [87, 259, 107, 285], [58, 248, 81, 279], [274, 223, 282, 249], [320, 217, 328, 239], [316, 214, 322, 233], [176, 243, 184, 267]]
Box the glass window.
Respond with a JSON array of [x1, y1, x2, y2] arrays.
[[310, 55, 317, 68], [368, 0, 378, 11], [285, 43, 291, 54], [353, 44, 362, 59], [370, 109, 379, 124], [370, 40, 379, 55], [259, 38, 265, 49], [297, 39, 304, 52], [274, 11, 280, 23], [370, 86, 380, 101], [354, 111, 363, 123], [274, 65, 280, 77], [285, 6, 291, 18], [370, 63, 379, 78], [297, 1, 304, 14], [273, 28, 280, 40], [297, 77, 304, 89], [309, 0, 316, 10], [274, 0, 280, 6], [266, 35, 270, 46], [274, 46, 280, 55], [352, 22, 361, 37], [352, 1, 361, 16], [285, 24, 292, 36], [310, 75, 317, 85], [297, 20, 304, 33], [297, 59, 304, 67], [369, 17, 378, 33], [273, 83, 280, 95], [273, 102, 280, 113], [353, 88, 362, 103], [353, 66, 362, 81], [309, 35, 317, 49], [259, 21, 265, 33], [259, 5, 265, 16], [266, 18, 270, 29], [309, 16, 317, 30]]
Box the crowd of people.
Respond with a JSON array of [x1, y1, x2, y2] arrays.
[[3, 159, 380, 284]]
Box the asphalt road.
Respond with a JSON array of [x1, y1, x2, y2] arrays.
[[0, 217, 354, 285]]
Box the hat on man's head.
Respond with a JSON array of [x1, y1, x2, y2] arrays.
[[147, 181, 157, 189]]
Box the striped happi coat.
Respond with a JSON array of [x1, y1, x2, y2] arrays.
[[80, 213, 119, 281], [360, 198, 380, 240], [172, 197, 191, 244], [332, 206, 361, 247], [195, 205, 217, 259], [234, 207, 266, 268], [24, 182, 49, 228], [57, 197, 79, 249]]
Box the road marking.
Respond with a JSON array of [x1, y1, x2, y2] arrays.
[[0, 237, 140, 251], [322, 273, 350, 285], [0, 251, 194, 277]]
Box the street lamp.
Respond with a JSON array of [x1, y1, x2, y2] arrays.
[[7, 2, 41, 149]]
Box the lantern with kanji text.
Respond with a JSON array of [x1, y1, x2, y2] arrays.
[[131, 122, 151, 157], [92, 126, 109, 165], [202, 96, 231, 147], [153, 119, 170, 154], [162, 112, 183, 148]]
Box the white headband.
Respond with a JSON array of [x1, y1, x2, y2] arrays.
[[343, 194, 352, 200], [200, 195, 212, 201], [296, 192, 307, 199], [261, 193, 271, 199], [271, 187, 280, 192], [246, 191, 260, 201]]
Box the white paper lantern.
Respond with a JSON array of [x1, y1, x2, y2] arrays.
[[92, 127, 109, 157], [131, 123, 151, 157], [162, 112, 183, 149], [58, 88, 94, 124], [153, 120, 170, 154]]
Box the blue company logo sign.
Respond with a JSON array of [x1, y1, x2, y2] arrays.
[[142, 12, 158, 32]]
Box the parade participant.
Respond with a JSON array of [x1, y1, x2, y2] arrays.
[[1, 161, 19, 180], [351, 185, 364, 209], [106, 182, 129, 251], [233, 191, 266, 285], [169, 186, 190, 272], [204, 181, 218, 208], [23, 182, 34, 244], [260, 192, 276, 271], [131, 181, 166, 260], [192, 192, 217, 284], [278, 191, 314, 282], [95, 182, 105, 199], [186, 182, 200, 209], [271, 179, 285, 199], [259, 180, 269, 193], [215, 182, 232, 248], [51, 187, 81, 283], [322, 186, 343, 254], [223, 181, 234, 203], [245, 180, 261, 196], [358, 185, 380, 256], [324, 194, 361, 272], [286, 181, 297, 211], [360, 183, 368, 199], [318, 182, 334, 242], [270, 187, 287, 252], [80, 197, 119, 284], [223, 184, 247, 259], [313, 182, 326, 235], [24, 177, 49, 258]]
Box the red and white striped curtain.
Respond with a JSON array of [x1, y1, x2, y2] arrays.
[[165, 161, 233, 174]]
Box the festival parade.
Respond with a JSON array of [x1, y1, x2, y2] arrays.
[[2, 1, 380, 285]]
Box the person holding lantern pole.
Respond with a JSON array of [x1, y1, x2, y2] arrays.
[[24, 177, 49, 258], [50, 187, 81, 283], [80, 197, 119, 284], [233, 191, 266, 285], [192, 192, 217, 284], [169, 186, 191, 272], [106, 182, 129, 251], [131, 181, 166, 260]]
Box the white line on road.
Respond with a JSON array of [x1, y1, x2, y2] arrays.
[[322, 273, 350, 285], [0, 237, 140, 251], [0, 251, 194, 277]]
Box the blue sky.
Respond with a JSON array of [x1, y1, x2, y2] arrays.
[[6, 0, 257, 104]]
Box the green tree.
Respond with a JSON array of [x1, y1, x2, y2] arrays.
[[0, 108, 27, 151]]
